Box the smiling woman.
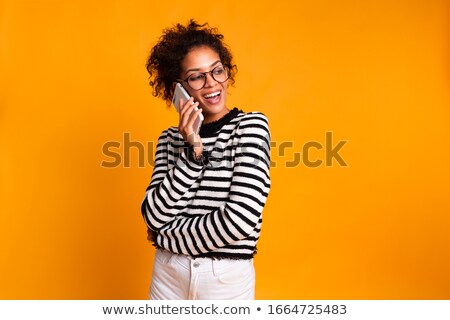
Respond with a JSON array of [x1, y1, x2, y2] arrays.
[[179, 46, 230, 124], [140, 19, 272, 300], [179, 54, 230, 121]]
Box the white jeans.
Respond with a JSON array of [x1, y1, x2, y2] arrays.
[[149, 249, 255, 300]]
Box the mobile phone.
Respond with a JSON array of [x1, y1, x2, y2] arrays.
[[172, 83, 203, 134]]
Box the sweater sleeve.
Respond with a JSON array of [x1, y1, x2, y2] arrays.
[[140, 129, 206, 231], [155, 113, 271, 256]]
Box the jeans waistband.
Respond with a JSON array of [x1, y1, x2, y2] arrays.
[[155, 249, 253, 274]]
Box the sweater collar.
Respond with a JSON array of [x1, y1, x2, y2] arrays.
[[199, 107, 243, 137]]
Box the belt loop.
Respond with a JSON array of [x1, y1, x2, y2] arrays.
[[159, 249, 176, 264], [212, 258, 219, 277], [167, 251, 176, 264]]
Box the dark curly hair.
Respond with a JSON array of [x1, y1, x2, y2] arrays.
[[146, 19, 237, 106]]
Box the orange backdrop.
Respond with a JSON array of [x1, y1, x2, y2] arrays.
[[1, 0, 449, 299]]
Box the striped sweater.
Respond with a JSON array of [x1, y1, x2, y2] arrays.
[[141, 107, 271, 260]]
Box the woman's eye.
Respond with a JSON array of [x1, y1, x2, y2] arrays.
[[189, 74, 204, 82], [213, 67, 225, 75]]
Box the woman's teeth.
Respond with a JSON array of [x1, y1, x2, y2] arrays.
[[204, 91, 221, 99]]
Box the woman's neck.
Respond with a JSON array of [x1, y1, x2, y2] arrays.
[[202, 107, 230, 124]]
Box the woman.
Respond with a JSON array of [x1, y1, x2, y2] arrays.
[[141, 19, 271, 300]]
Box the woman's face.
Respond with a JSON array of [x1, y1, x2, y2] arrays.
[[179, 46, 229, 123]]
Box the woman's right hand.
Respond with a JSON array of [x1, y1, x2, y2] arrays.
[[178, 97, 203, 157]]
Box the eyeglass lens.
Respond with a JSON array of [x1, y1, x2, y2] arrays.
[[186, 65, 229, 90]]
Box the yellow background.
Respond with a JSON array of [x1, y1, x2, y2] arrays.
[[1, 0, 449, 299]]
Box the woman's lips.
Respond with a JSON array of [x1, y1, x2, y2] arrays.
[[203, 91, 221, 105]]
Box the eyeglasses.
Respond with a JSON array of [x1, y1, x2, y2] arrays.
[[179, 65, 230, 90]]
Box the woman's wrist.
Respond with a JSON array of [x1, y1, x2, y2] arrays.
[[192, 145, 203, 159], [185, 143, 208, 165]]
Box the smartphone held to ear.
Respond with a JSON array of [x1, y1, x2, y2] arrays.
[[172, 83, 203, 134]]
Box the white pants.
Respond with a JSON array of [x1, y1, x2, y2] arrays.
[[149, 249, 255, 300]]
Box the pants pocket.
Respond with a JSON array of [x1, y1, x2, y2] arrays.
[[150, 251, 189, 299], [213, 259, 255, 285]]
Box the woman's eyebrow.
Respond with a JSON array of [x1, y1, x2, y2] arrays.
[[185, 60, 221, 73]]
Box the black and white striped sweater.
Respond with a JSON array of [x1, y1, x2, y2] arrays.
[[141, 107, 271, 260]]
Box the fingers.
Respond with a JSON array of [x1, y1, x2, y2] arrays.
[[179, 97, 193, 115], [179, 97, 193, 125], [179, 98, 200, 131], [186, 107, 203, 132], [178, 99, 203, 151]]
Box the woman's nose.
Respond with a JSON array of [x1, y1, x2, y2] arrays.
[[204, 72, 217, 88]]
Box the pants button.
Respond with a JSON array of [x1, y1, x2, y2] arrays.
[[193, 261, 200, 268]]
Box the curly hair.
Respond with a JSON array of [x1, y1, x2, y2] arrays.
[[146, 19, 237, 106]]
